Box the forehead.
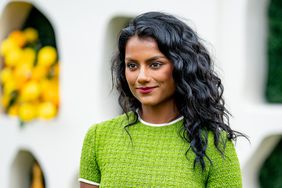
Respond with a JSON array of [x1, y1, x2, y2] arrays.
[[125, 36, 162, 56]]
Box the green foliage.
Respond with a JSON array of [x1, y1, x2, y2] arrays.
[[260, 0, 282, 187], [22, 7, 57, 49], [266, 0, 282, 102], [259, 138, 282, 188]]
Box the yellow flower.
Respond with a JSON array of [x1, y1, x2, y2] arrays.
[[32, 66, 48, 81], [23, 28, 38, 43], [38, 102, 57, 120], [38, 46, 57, 67], [8, 104, 18, 116], [13, 64, 32, 88], [53, 63, 60, 78], [0, 38, 18, 56], [18, 103, 37, 122], [20, 81, 41, 101], [5, 47, 23, 67], [0, 94, 10, 108], [40, 79, 59, 106], [8, 30, 26, 47], [3, 79, 17, 96], [0, 67, 13, 83], [22, 48, 36, 67]]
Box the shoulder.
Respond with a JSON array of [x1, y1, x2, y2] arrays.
[[207, 130, 232, 147], [205, 131, 242, 186], [86, 112, 136, 136], [206, 130, 238, 159]]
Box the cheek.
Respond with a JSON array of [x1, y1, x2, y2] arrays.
[[162, 69, 175, 90], [161, 68, 174, 82], [166, 78, 176, 91], [125, 70, 136, 86]]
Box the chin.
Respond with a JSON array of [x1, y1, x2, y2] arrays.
[[139, 100, 158, 107]]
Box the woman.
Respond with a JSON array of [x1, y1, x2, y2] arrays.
[[79, 12, 245, 188]]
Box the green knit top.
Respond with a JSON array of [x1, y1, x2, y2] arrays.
[[79, 113, 242, 187]]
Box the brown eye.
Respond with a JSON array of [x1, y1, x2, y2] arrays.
[[150, 62, 162, 69], [126, 62, 138, 70]]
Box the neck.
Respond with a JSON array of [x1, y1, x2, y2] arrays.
[[140, 101, 179, 124]]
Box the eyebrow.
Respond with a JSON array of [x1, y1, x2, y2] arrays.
[[125, 55, 166, 63]]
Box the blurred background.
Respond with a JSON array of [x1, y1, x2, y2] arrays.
[[0, 0, 281, 187]]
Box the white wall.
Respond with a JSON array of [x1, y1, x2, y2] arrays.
[[0, 0, 281, 188]]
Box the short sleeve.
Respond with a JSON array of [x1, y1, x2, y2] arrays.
[[206, 132, 242, 188], [79, 125, 101, 185]]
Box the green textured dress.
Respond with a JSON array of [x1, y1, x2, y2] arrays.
[[79, 113, 242, 187]]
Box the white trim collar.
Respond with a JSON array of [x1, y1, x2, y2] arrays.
[[137, 110, 184, 127], [78, 178, 100, 186]]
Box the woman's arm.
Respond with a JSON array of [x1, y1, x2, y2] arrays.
[[80, 182, 99, 188], [79, 125, 101, 186], [206, 133, 242, 188]]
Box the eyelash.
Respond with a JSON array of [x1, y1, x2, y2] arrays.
[[126, 61, 163, 70], [150, 62, 162, 69], [126, 63, 137, 70]]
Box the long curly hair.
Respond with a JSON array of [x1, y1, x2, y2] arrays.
[[111, 11, 245, 170]]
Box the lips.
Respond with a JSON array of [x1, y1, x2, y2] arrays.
[[136, 86, 157, 94]]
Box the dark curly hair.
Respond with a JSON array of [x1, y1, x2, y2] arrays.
[[111, 11, 246, 170]]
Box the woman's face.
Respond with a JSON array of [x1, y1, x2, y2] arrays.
[[125, 36, 176, 109]]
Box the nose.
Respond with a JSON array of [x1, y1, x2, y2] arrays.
[[137, 66, 150, 84]]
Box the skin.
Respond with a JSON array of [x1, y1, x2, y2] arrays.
[[125, 36, 179, 123]]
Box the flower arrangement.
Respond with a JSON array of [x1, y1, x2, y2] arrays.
[[0, 28, 59, 124]]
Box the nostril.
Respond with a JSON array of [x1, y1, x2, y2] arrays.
[[137, 70, 150, 83]]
